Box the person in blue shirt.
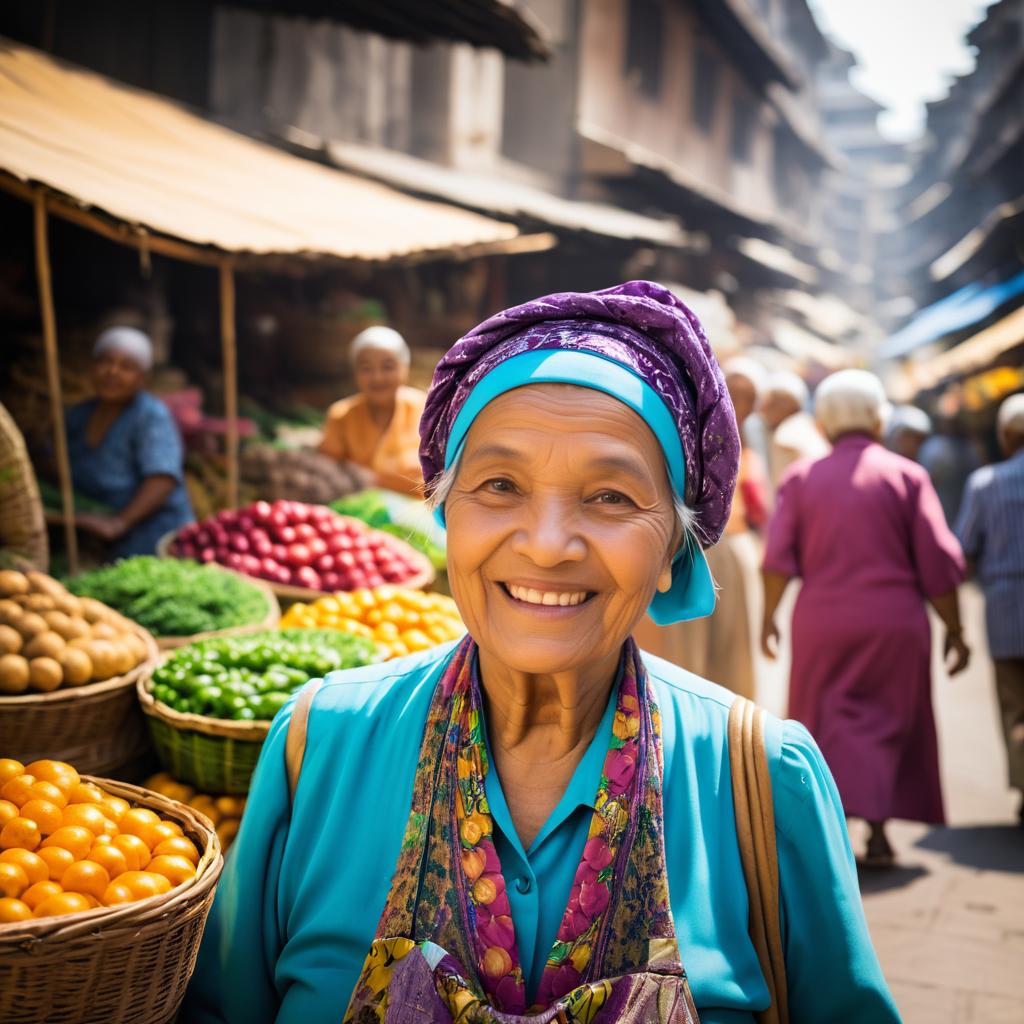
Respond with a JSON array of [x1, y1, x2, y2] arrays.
[[183, 283, 897, 1023], [65, 326, 193, 557]]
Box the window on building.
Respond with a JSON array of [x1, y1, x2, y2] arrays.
[[730, 94, 757, 163], [691, 46, 720, 132], [624, 0, 664, 98]]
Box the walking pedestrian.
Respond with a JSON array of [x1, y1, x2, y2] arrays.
[[759, 371, 829, 496], [761, 370, 969, 866], [955, 393, 1024, 823], [885, 404, 932, 463]]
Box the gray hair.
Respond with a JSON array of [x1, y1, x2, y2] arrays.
[[93, 326, 153, 372], [886, 405, 932, 440], [426, 457, 698, 552], [815, 369, 891, 442], [764, 371, 810, 409], [349, 325, 410, 367], [723, 356, 768, 396], [997, 393, 1024, 436]]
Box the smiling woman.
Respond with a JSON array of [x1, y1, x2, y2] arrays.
[[183, 283, 899, 1024]]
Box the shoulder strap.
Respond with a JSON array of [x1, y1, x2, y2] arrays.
[[728, 696, 789, 1024], [285, 679, 323, 806]]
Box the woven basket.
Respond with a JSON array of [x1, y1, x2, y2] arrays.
[[137, 662, 269, 794], [155, 573, 280, 651], [0, 776, 223, 1024], [0, 626, 159, 776]]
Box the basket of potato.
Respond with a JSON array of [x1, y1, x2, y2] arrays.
[[0, 570, 158, 776]]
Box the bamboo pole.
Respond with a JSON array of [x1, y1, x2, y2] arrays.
[[33, 194, 79, 574], [218, 260, 240, 511]]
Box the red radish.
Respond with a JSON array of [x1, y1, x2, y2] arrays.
[[295, 566, 321, 590], [294, 523, 316, 541], [288, 543, 310, 566], [230, 534, 250, 553], [277, 526, 297, 545], [307, 536, 328, 559], [321, 571, 342, 591]]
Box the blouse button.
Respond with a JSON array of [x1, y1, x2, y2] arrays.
[[515, 876, 532, 895]]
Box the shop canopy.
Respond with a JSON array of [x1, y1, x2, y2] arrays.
[[878, 268, 1024, 360], [0, 39, 535, 265]]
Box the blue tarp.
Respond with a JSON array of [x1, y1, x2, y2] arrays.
[[879, 269, 1024, 359]]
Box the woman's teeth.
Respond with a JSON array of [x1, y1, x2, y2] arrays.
[[506, 585, 588, 607]]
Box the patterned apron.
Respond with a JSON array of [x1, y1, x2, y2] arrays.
[[344, 636, 699, 1024]]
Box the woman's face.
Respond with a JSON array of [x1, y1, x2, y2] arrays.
[[445, 384, 680, 678], [353, 346, 408, 407], [91, 350, 146, 404]]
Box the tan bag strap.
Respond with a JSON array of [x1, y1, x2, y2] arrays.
[[285, 679, 323, 805], [728, 696, 789, 1024]]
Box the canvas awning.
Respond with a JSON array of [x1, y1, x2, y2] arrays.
[[736, 237, 819, 287], [0, 39, 542, 266], [320, 137, 689, 247], [770, 318, 857, 370]]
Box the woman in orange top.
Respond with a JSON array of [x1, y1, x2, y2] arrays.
[[318, 327, 427, 496]]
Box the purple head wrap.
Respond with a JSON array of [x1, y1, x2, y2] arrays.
[[420, 281, 740, 547]]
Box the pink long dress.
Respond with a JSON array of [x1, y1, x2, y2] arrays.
[[763, 434, 966, 823]]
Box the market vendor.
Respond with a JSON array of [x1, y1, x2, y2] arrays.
[[65, 326, 193, 557], [184, 282, 896, 1024], [318, 325, 427, 496]]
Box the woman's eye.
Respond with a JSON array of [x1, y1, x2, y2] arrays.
[[484, 478, 516, 493], [592, 491, 631, 506]]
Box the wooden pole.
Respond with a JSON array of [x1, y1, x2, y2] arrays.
[[33, 194, 79, 574], [218, 260, 240, 511]]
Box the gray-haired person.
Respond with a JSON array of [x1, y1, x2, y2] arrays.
[[956, 393, 1024, 823]]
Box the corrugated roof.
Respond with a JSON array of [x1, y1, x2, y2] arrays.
[[0, 39, 528, 264], [320, 138, 688, 247]]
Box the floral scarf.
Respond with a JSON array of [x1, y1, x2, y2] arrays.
[[343, 636, 698, 1023]]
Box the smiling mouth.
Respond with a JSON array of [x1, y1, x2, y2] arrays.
[[501, 583, 595, 608]]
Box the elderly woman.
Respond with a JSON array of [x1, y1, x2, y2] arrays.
[[184, 284, 896, 1023], [65, 326, 193, 557], [319, 326, 427, 495], [762, 370, 968, 868]]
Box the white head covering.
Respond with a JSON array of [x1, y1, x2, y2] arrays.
[[815, 369, 891, 441], [764, 370, 810, 409], [723, 356, 768, 395], [349, 325, 410, 366], [887, 404, 933, 441], [93, 326, 153, 372]]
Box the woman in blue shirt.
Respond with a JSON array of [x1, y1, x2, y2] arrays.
[[66, 326, 192, 557], [184, 283, 897, 1023]]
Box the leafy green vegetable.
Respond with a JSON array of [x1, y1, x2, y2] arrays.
[[68, 556, 270, 637], [151, 629, 379, 719], [330, 490, 392, 528]]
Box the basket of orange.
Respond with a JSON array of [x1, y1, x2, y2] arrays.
[[0, 757, 223, 1024]]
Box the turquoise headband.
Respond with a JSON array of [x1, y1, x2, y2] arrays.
[[434, 349, 715, 623]]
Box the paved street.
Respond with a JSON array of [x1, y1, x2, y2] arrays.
[[754, 580, 1023, 1022]]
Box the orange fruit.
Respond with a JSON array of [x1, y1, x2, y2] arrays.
[[21, 879, 62, 910], [144, 820, 183, 849], [119, 808, 160, 841], [0, 800, 17, 826], [89, 844, 128, 879], [33, 891, 92, 919], [67, 782, 105, 806], [19, 799, 62, 835], [102, 796, 130, 824], [24, 760, 79, 795], [28, 780, 68, 809], [61, 803, 108, 835], [100, 880, 135, 906], [1, 774, 36, 808], [37, 846, 74, 882], [112, 834, 150, 871], [0, 896, 31, 922], [0, 816, 41, 851], [0, 759, 25, 787], [0, 862, 29, 897], [118, 870, 171, 899], [60, 860, 110, 900], [41, 825, 93, 861], [146, 855, 196, 887], [152, 836, 200, 866], [0, 848, 47, 885]]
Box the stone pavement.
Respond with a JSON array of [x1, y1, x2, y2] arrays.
[[755, 581, 1024, 1023]]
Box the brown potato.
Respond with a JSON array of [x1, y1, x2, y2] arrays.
[[42, 610, 74, 638], [28, 656, 63, 692], [90, 621, 119, 641], [0, 624, 22, 655], [23, 594, 55, 613], [59, 647, 93, 686], [78, 597, 109, 624], [124, 633, 149, 665], [87, 639, 117, 680], [0, 600, 23, 626], [17, 612, 48, 638], [0, 570, 28, 597], [54, 594, 83, 618], [23, 631, 66, 660], [63, 618, 91, 641], [26, 572, 66, 599], [108, 643, 135, 677], [0, 653, 30, 693]]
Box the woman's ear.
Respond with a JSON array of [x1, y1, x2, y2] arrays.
[[656, 558, 674, 594]]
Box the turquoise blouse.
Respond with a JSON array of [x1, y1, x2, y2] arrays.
[[181, 642, 898, 1023]]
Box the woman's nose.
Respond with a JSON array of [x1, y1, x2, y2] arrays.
[[511, 498, 586, 567]]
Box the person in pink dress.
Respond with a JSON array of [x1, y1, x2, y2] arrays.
[[761, 370, 969, 867]]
